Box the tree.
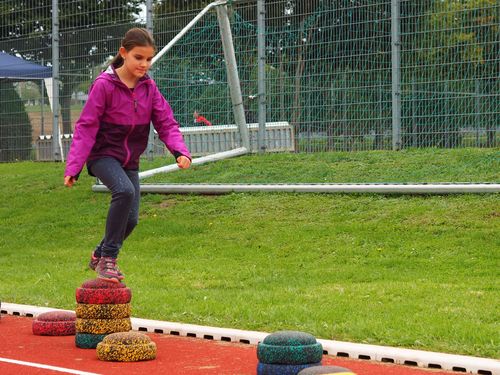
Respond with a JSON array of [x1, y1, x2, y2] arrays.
[[0, 81, 31, 161], [0, 0, 143, 134], [417, 0, 498, 148]]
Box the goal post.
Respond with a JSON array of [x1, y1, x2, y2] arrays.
[[146, 0, 249, 176]]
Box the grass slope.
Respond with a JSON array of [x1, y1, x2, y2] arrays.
[[0, 148, 498, 358]]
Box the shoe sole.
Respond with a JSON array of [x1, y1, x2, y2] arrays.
[[97, 276, 123, 284]]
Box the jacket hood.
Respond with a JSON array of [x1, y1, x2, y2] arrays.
[[96, 64, 152, 86]]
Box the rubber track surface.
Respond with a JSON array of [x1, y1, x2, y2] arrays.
[[0, 315, 457, 375]]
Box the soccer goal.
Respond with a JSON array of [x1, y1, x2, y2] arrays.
[[146, 0, 249, 173], [93, 0, 500, 196]]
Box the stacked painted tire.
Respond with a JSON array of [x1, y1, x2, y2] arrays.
[[257, 331, 323, 375], [75, 279, 132, 349]]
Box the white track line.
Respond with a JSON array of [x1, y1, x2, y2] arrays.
[[0, 357, 101, 375], [2, 303, 499, 374]]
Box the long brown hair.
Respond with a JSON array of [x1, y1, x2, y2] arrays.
[[109, 28, 156, 68]]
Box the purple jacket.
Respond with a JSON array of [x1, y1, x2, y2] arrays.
[[65, 65, 191, 178]]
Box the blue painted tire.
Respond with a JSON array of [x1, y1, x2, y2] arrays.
[[257, 362, 322, 375], [298, 365, 357, 374]]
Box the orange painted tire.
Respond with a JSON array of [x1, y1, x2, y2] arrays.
[[75, 318, 131, 334], [97, 332, 156, 362], [75, 303, 130, 319]]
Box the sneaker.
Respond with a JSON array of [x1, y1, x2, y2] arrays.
[[88, 250, 100, 271], [89, 250, 124, 277], [96, 257, 125, 283]]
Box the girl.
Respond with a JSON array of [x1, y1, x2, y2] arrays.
[[64, 28, 191, 283]]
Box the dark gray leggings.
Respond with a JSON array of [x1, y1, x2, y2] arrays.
[[89, 157, 140, 258]]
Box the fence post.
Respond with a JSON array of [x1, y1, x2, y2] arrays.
[[475, 79, 481, 147], [411, 78, 417, 147], [41, 58, 45, 136], [391, 0, 402, 151], [52, 0, 62, 161], [257, 0, 266, 153]]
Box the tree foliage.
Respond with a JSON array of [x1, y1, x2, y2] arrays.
[[0, 0, 143, 133], [0, 81, 31, 161]]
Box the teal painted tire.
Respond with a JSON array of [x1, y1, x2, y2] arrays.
[[75, 332, 108, 349], [263, 331, 317, 346], [258, 342, 323, 365]]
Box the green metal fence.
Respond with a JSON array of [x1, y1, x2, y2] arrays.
[[0, 0, 498, 161]]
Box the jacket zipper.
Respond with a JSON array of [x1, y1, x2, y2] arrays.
[[123, 89, 137, 167]]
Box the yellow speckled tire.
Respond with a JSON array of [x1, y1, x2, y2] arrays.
[[75, 318, 131, 334], [96, 332, 157, 362], [75, 303, 131, 319]]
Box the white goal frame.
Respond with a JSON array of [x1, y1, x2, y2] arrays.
[[93, 1, 500, 195]]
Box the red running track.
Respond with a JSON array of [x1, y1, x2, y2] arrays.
[[0, 315, 456, 375]]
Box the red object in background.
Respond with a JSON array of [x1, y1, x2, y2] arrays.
[[195, 115, 212, 126]]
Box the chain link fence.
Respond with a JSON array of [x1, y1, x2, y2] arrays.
[[0, 0, 498, 161]]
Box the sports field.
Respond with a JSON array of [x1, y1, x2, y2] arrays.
[[0, 148, 498, 359]]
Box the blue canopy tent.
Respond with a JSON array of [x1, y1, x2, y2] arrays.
[[0, 52, 58, 161], [0, 51, 52, 80]]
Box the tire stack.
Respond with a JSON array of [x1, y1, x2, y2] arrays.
[[75, 279, 132, 349], [257, 331, 323, 375]]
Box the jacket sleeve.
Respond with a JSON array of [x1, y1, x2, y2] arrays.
[[64, 79, 107, 178], [150, 82, 191, 160]]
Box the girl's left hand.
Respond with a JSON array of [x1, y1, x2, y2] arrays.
[[176, 155, 191, 169]]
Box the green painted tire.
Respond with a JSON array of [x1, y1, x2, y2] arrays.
[[75, 333, 108, 349], [263, 331, 317, 346], [298, 365, 357, 374], [96, 332, 156, 362], [75, 303, 130, 319], [75, 318, 131, 334], [258, 331, 323, 365]]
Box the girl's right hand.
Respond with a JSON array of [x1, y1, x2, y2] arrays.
[[64, 176, 76, 188]]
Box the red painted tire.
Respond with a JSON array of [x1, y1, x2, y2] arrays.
[[76, 287, 132, 304], [32, 311, 76, 336], [80, 279, 127, 289]]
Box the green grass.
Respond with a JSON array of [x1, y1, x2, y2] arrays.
[[0, 148, 499, 359], [144, 147, 500, 183]]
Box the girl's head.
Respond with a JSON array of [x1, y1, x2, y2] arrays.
[[110, 28, 156, 78]]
